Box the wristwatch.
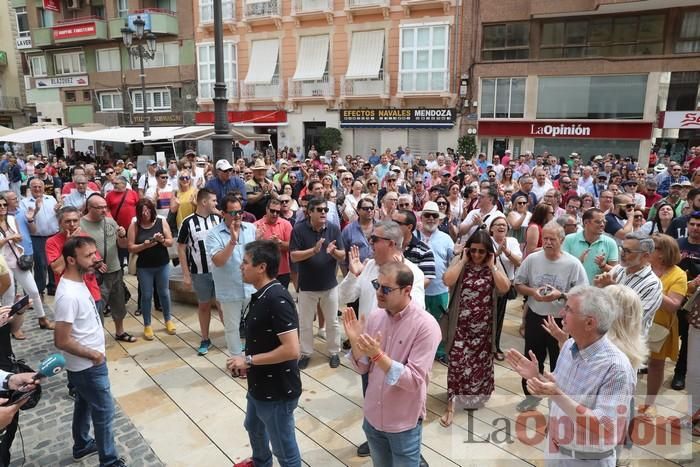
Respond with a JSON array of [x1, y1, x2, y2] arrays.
[[558, 292, 567, 302], [2, 373, 11, 391], [245, 354, 254, 367]]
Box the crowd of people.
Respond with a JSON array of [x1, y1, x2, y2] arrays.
[[0, 143, 697, 466]]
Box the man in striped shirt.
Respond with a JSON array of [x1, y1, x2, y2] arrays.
[[594, 231, 662, 336], [177, 188, 221, 356], [392, 210, 435, 288]]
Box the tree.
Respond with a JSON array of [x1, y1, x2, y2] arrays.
[[458, 135, 477, 158], [319, 127, 343, 153]]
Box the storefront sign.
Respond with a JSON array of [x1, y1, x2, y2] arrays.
[[43, 0, 61, 13], [132, 113, 182, 124], [35, 75, 89, 88], [339, 108, 456, 128], [16, 37, 32, 50], [53, 22, 96, 40], [477, 120, 653, 140], [195, 110, 288, 125], [658, 111, 700, 129]]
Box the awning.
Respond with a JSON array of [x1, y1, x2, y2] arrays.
[[61, 126, 217, 143], [345, 30, 384, 80], [2, 125, 68, 143], [231, 127, 271, 142], [292, 35, 329, 81], [244, 40, 279, 85], [0, 126, 14, 138]]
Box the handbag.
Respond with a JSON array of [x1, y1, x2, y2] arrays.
[[127, 253, 138, 275], [0, 223, 33, 271], [647, 323, 670, 353], [683, 287, 700, 330], [498, 256, 518, 300]]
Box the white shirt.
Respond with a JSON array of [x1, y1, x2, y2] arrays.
[[531, 179, 554, 203], [460, 205, 505, 241], [54, 278, 105, 372]]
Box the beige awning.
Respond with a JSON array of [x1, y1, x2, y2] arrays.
[[292, 35, 329, 81], [345, 30, 384, 79], [244, 39, 279, 85], [0, 126, 14, 138]]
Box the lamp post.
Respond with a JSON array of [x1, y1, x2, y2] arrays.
[[121, 16, 157, 138], [211, 0, 232, 163]]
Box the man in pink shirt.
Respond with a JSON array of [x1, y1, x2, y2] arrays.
[[254, 199, 292, 288], [343, 261, 440, 467]]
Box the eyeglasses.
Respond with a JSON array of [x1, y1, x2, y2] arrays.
[[633, 215, 643, 219], [268, 209, 280, 215], [422, 212, 439, 219], [371, 279, 404, 295], [619, 246, 643, 255], [280, 199, 290, 204], [398, 203, 411, 209], [370, 234, 391, 243], [314, 207, 329, 213], [227, 210, 244, 217], [469, 247, 487, 255]]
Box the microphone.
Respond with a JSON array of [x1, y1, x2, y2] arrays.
[[33, 353, 66, 381]]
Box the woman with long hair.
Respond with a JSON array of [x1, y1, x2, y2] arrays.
[[171, 169, 197, 230], [127, 198, 176, 340], [500, 167, 516, 193], [435, 194, 457, 239], [581, 193, 596, 211], [447, 182, 464, 223], [280, 182, 299, 214], [440, 229, 510, 425], [365, 176, 380, 206], [642, 201, 675, 235], [507, 194, 532, 249], [342, 180, 365, 224], [321, 174, 336, 203], [524, 203, 553, 256]]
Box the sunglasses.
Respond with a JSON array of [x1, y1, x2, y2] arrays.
[[314, 207, 329, 213], [516, 201, 527, 205], [358, 206, 373, 211], [184, 165, 192, 169], [179, 176, 190, 181], [368, 182, 377, 186], [268, 209, 280, 215], [159, 176, 168, 180], [227, 209, 244, 217], [0, 203, 7, 208], [469, 247, 487, 255], [370, 234, 391, 243], [105, 171, 114, 175], [422, 212, 439, 219], [371, 279, 404, 295], [436, 201, 447, 206], [280, 199, 290, 203], [634, 215, 643, 219]]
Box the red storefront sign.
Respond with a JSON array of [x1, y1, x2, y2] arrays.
[[43, 0, 60, 13], [195, 110, 287, 125], [53, 22, 97, 40], [478, 120, 653, 140], [658, 111, 700, 129]]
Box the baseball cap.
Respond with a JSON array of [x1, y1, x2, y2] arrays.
[[147, 160, 157, 166], [671, 180, 683, 187], [35, 162, 46, 169], [681, 180, 692, 187], [215, 159, 233, 171]]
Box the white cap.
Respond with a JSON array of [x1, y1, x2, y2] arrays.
[[215, 159, 233, 171]]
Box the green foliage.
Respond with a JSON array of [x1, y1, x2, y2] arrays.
[[458, 135, 477, 158], [319, 127, 343, 153]]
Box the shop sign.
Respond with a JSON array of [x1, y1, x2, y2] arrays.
[[339, 108, 456, 128], [195, 110, 288, 125], [658, 111, 700, 129], [43, 0, 61, 13], [53, 22, 96, 40], [132, 113, 182, 124], [16, 37, 32, 50], [477, 120, 653, 140], [35, 75, 89, 88]]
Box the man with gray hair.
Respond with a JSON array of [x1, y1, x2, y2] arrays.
[[514, 220, 588, 412], [63, 175, 96, 210], [594, 231, 662, 335], [507, 285, 636, 465]]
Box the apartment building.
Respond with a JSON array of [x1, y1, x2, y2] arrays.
[[193, 0, 463, 157], [12, 0, 196, 149], [465, 0, 700, 165], [0, 1, 31, 129]]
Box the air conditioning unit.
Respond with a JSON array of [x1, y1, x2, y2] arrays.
[[67, 0, 81, 10]]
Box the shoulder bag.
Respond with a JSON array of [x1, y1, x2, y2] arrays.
[[0, 223, 33, 271]]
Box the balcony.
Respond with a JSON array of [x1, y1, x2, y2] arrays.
[[397, 71, 455, 106], [344, 0, 390, 22], [0, 96, 21, 112], [31, 28, 54, 48], [240, 76, 285, 102], [241, 0, 282, 29], [400, 0, 453, 15], [108, 10, 179, 39], [341, 72, 390, 99], [52, 17, 109, 44], [291, 0, 334, 25], [288, 75, 334, 101]]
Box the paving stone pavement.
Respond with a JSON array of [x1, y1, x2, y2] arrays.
[[7, 304, 163, 467]]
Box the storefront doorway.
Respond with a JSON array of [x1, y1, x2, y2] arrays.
[[304, 122, 326, 153]]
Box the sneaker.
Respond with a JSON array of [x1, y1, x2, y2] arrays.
[[67, 387, 76, 400], [671, 373, 686, 391], [198, 339, 212, 356], [143, 325, 154, 341], [357, 441, 370, 457], [329, 354, 340, 368], [419, 454, 429, 467], [107, 458, 128, 467], [436, 355, 449, 367], [516, 396, 541, 413], [73, 439, 98, 461], [317, 328, 326, 340], [342, 339, 352, 350], [165, 320, 176, 335], [298, 355, 311, 370]]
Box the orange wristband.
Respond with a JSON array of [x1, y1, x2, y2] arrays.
[[371, 352, 384, 363]]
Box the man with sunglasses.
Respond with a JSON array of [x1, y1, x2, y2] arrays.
[[204, 159, 247, 211], [392, 210, 435, 288], [340, 198, 376, 277], [137, 160, 159, 199], [290, 197, 345, 370], [254, 199, 292, 288], [604, 194, 636, 244], [343, 261, 438, 467], [27, 161, 62, 198]]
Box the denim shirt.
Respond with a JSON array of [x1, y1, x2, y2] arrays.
[[341, 221, 373, 266], [205, 221, 256, 302]]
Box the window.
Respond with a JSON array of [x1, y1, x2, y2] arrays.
[[29, 56, 47, 77], [96, 48, 121, 72], [83, 91, 91, 101], [37, 8, 54, 28], [64, 91, 76, 103], [480, 78, 525, 118], [199, 0, 233, 22], [536, 75, 647, 120], [676, 11, 700, 53], [130, 42, 178, 69], [157, 0, 176, 12], [131, 88, 171, 112], [15, 8, 30, 37], [117, 0, 128, 18], [667, 71, 700, 111], [54, 52, 86, 75], [541, 14, 664, 58], [482, 23, 529, 61], [197, 42, 237, 99], [399, 24, 449, 93], [98, 92, 123, 111]]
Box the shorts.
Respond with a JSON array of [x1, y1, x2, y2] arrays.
[[100, 270, 127, 321], [191, 273, 216, 303]]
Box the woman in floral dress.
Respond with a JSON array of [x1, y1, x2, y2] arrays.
[[440, 229, 510, 426]]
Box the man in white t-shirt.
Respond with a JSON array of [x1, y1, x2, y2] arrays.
[[458, 187, 504, 240], [54, 236, 125, 467], [137, 159, 158, 198]]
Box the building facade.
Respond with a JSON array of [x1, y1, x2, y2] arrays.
[[465, 0, 700, 166], [11, 0, 197, 152], [1, 0, 32, 129], [193, 0, 464, 157]]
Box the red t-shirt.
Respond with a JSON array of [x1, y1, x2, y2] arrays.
[[45, 232, 101, 301], [105, 189, 140, 230], [61, 181, 100, 195], [254, 217, 293, 274]]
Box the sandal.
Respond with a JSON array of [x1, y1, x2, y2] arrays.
[[115, 332, 137, 343], [439, 409, 454, 428], [134, 309, 142, 316], [238, 367, 248, 379], [495, 351, 505, 361], [11, 331, 26, 340]]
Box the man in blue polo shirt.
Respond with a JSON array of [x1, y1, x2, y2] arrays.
[[563, 208, 619, 284], [205, 159, 247, 210]]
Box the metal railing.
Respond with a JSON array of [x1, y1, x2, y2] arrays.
[[288, 74, 334, 98], [292, 0, 332, 13], [240, 76, 284, 99], [243, 0, 281, 19], [398, 71, 450, 93], [55, 15, 105, 24], [0, 96, 21, 111], [345, 0, 389, 8], [341, 71, 389, 97]]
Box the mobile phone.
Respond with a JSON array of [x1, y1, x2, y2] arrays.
[[9, 295, 29, 317], [539, 285, 553, 296]]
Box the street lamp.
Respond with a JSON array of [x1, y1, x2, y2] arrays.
[[122, 16, 157, 138], [212, 0, 232, 163]]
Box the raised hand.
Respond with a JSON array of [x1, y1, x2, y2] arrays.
[[505, 349, 540, 380], [342, 307, 365, 350], [542, 315, 568, 346], [348, 245, 364, 276], [357, 332, 383, 359]]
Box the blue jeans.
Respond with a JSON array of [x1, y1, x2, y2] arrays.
[[243, 393, 301, 467], [363, 418, 423, 467], [67, 362, 119, 467], [30, 235, 56, 294], [137, 263, 172, 326]]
